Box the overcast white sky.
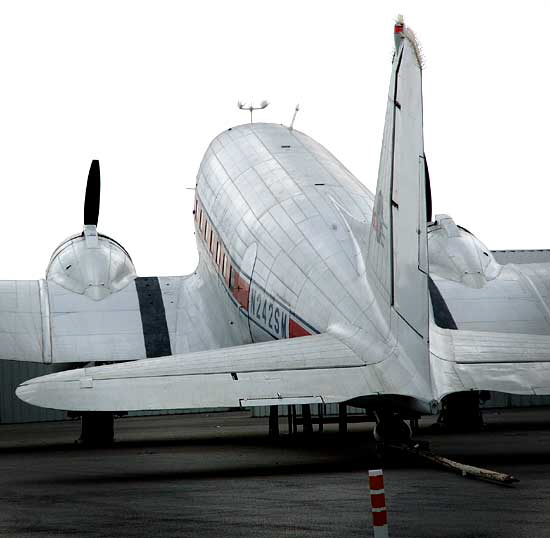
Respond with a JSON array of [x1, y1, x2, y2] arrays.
[[0, 1, 548, 279]]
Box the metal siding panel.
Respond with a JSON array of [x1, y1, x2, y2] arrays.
[[0, 361, 65, 424], [492, 250, 550, 265]]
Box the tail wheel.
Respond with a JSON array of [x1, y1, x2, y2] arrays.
[[373, 415, 412, 444]]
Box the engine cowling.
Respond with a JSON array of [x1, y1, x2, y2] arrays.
[[428, 214, 501, 288], [46, 226, 136, 300], [44, 160, 137, 300]]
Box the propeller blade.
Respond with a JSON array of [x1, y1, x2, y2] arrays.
[[84, 160, 100, 226]]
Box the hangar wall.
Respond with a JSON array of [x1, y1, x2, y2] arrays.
[[0, 361, 65, 423]]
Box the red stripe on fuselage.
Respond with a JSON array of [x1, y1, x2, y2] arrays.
[[231, 270, 250, 310], [195, 195, 316, 338], [289, 319, 311, 338]]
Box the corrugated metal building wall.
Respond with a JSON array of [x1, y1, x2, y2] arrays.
[[0, 361, 65, 423], [492, 250, 550, 264]]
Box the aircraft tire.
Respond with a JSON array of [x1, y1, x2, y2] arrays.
[[79, 412, 114, 447]]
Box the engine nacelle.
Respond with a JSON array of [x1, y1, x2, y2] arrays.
[[428, 214, 501, 288], [46, 225, 136, 300]]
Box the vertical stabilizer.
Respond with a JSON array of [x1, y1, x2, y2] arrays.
[[367, 20, 429, 340]]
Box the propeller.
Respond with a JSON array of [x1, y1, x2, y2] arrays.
[[84, 160, 100, 226]]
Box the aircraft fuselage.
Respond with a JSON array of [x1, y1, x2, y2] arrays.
[[193, 122, 380, 348]]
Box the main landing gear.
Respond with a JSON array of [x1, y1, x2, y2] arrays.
[[437, 391, 485, 431], [78, 412, 115, 447]]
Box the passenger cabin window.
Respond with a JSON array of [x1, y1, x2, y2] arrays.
[[209, 230, 214, 252], [199, 210, 203, 229], [229, 266, 236, 289], [222, 254, 227, 277], [215, 242, 220, 265]]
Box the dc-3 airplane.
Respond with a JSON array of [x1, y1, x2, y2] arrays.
[[7, 19, 550, 446]]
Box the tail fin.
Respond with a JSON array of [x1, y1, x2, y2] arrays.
[[366, 20, 430, 340]]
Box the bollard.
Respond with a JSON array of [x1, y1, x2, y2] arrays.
[[368, 469, 389, 538]]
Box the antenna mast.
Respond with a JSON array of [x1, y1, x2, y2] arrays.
[[237, 100, 269, 123], [289, 104, 300, 130]]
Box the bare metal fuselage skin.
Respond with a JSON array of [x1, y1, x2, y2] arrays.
[[193, 123, 377, 348]]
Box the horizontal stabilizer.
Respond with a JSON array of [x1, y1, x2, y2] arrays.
[[16, 333, 385, 412]]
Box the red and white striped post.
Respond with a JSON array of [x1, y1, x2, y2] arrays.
[[369, 469, 389, 538]]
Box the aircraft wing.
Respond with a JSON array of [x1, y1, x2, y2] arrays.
[[15, 333, 382, 412], [0, 271, 233, 364], [431, 323, 550, 399], [0, 158, 241, 366]]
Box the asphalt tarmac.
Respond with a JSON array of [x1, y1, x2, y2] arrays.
[[1, 408, 550, 538]]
